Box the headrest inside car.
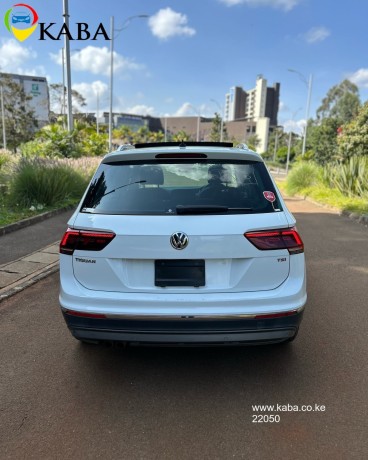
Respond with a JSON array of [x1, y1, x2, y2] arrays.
[[139, 166, 164, 185]]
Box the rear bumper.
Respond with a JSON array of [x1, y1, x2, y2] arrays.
[[62, 310, 304, 345]]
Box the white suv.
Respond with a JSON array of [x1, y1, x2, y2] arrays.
[[59, 142, 306, 345]]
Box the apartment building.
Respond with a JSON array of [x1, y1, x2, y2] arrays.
[[224, 76, 280, 124], [223, 76, 280, 151]]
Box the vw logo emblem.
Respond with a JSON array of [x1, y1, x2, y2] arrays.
[[170, 232, 189, 250]]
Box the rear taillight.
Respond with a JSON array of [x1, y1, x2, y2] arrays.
[[244, 227, 304, 254], [64, 309, 106, 319], [60, 228, 116, 255]]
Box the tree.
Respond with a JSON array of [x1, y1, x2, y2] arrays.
[[49, 83, 87, 114], [171, 130, 192, 142], [337, 102, 368, 159], [0, 73, 38, 151], [210, 112, 228, 142], [317, 79, 360, 123], [246, 134, 260, 151], [307, 118, 341, 165]]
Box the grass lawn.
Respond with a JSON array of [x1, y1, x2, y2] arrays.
[[0, 195, 77, 227], [276, 180, 368, 215]]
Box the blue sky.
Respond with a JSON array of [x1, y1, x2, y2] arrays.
[[1, 0, 368, 132]]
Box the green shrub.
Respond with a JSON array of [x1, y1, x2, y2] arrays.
[[285, 162, 322, 195], [9, 158, 88, 207], [80, 132, 108, 156], [276, 146, 295, 164], [324, 156, 368, 197], [19, 140, 48, 158]]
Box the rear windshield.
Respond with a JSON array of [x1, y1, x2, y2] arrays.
[[81, 160, 282, 215]]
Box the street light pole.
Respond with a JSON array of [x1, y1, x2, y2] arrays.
[[273, 130, 279, 162], [96, 89, 99, 135], [108, 16, 114, 152], [288, 69, 313, 156], [61, 47, 66, 129], [210, 99, 224, 142], [286, 131, 292, 174], [108, 14, 149, 152], [302, 74, 313, 157], [189, 105, 201, 141], [63, 0, 73, 133], [1, 86, 6, 150]]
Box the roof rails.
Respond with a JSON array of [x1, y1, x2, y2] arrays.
[[134, 141, 233, 149], [117, 144, 135, 151], [235, 143, 249, 150]]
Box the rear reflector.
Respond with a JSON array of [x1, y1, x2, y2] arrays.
[[64, 310, 106, 319], [60, 228, 116, 255], [244, 227, 304, 254], [255, 310, 298, 319]]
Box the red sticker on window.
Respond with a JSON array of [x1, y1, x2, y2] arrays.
[[263, 191, 276, 202]]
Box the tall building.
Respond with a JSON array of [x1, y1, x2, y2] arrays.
[[224, 86, 247, 122], [2, 73, 50, 126], [224, 75, 280, 125]]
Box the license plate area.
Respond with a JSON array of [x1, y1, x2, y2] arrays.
[[155, 259, 205, 287]]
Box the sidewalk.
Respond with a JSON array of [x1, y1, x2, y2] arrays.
[[0, 209, 72, 303], [0, 242, 59, 302]]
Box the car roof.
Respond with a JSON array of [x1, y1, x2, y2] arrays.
[[102, 143, 263, 164]]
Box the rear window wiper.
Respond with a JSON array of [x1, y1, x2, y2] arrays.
[[102, 180, 147, 197], [176, 205, 253, 215]]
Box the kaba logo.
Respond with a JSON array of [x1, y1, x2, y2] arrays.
[[4, 3, 110, 42], [39, 22, 110, 41]]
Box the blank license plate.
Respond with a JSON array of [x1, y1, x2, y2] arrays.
[[155, 259, 205, 287]]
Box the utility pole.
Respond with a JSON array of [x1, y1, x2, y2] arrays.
[[0, 86, 6, 150], [63, 0, 73, 132]]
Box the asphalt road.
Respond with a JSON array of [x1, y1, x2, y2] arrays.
[[0, 198, 367, 460]]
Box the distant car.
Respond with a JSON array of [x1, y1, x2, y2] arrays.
[[59, 142, 307, 346], [12, 13, 31, 24]]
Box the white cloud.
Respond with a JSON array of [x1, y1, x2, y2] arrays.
[[174, 102, 195, 116], [219, 0, 300, 11], [349, 68, 368, 88], [0, 38, 38, 74], [173, 102, 214, 117], [50, 46, 144, 77], [149, 8, 196, 40], [279, 101, 289, 112], [72, 81, 108, 112], [304, 26, 330, 44], [126, 105, 155, 116], [283, 118, 306, 134]]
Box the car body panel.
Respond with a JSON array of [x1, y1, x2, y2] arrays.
[[59, 144, 307, 345]]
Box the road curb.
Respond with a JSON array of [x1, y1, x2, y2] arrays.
[[0, 242, 60, 304], [0, 205, 74, 237], [0, 263, 59, 304]]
